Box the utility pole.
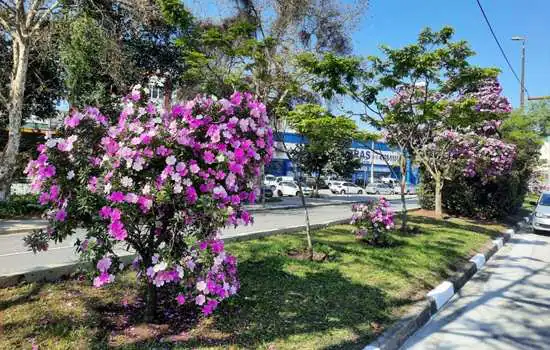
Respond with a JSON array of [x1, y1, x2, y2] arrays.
[[512, 36, 526, 109]]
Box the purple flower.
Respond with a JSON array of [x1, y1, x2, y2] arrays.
[[186, 186, 198, 204], [97, 256, 112, 272], [55, 209, 67, 222], [176, 294, 186, 305], [108, 192, 125, 203]]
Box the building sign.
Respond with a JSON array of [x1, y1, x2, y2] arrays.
[[351, 148, 401, 166]]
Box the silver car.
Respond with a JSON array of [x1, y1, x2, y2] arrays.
[[532, 191, 550, 233], [365, 183, 393, 195]]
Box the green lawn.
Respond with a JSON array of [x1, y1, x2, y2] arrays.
[[0, 214, 506, 349]]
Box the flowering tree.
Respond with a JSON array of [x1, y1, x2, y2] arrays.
[[350, 198, 395, 246], [24, 87, 274, 320], [298, 27, 517, 219]]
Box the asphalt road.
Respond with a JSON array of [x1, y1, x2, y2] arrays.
[[402, 230, 550, 350], [0, 197, 418, 276]]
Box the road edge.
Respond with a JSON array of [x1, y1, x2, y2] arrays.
[[362, 217, 528, 350]]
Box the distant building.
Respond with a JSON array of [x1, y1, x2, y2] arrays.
[[266, 132, 420, 184], [538, 136, 550, 187]]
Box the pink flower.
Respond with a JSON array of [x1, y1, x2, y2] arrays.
[[38, 192, 50, 205], [108, 192, 125, 203], [190, 163, 200, 174], [195, 294, 206, 306], [97, 257, 112, 272], [108, 220, 128, 240], [93, 272, 115, 288], [55, 209, 67, 222], [176, 294, 186, 305], [203, 151, 215, 164], [186, 186, 198, 204], [210, 240, 224, 254], [99, 206, 112, 219]]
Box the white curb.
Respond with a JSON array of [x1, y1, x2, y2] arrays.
[[427, 281, 454, 310], [505, 228, 515, 235], [363, 346, 380, 350], [469, 253, 486, 270], [492, 237, 504, 249]]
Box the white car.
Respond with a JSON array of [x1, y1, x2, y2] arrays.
[[532, 191, 550, 233], [331, 181, 364, 195], [329, 181, 345, 194], [275, 181, 312, 197], [264, 174, 278, 190], [392, 183, 416, 195], [365, 183, 394, 195]]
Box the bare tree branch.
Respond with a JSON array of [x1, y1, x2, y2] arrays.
[[30, 0, 58, 33]]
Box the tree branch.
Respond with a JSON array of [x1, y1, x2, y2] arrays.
[[30, 0, 58, 33]]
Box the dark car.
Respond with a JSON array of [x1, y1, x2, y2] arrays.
[[261, 186, 273, 198]]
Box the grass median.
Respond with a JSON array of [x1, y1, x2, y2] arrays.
[[0, 212, 506, 349]]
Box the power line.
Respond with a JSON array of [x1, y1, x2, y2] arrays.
[[475, 0, 530, 97]]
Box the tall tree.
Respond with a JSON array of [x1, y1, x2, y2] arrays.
[[0, 0, 61, 199], [298, 27, 513, 218]]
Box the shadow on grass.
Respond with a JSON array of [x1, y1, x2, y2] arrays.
[[192, 256, 400, 349], [0, 282, 43, 312]]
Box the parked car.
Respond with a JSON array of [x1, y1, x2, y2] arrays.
[[261, 186, 274, 198], [532, 191, 550, 234], [275, 181, 312, 197], [365, 182, 394, 195], [304, 177, 329, 189], [329, 181, 345, 194], [392, 183, 416, 195], [264, 175, 278, 190], [331, 182, 364, 195]]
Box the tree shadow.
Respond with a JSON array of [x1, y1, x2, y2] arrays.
[[0, 282, 43, 312], [179, 256, 406, 349]]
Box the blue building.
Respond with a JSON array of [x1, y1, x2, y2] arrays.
[[265, 132, 420, 185]]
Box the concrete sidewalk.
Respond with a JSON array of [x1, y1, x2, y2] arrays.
[[402, 231, 550, 350]]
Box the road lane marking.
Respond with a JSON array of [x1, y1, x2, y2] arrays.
[[0, 245, 74, 257]]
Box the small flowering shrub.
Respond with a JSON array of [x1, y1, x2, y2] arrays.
[[24, 87, 274, 318], [350, 198, 395, 246]]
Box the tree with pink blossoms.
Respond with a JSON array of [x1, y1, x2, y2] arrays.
[[24, 86, 274, 320]]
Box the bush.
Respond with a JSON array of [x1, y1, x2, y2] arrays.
[[24, 87, 274, 319], [0, 194, 42, 219], [350, 198, 395, 246], [443, 174, 526, 219], [417, 181, 435, 210]]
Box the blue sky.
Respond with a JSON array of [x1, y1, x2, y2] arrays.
[[352, 0, 550, 108]]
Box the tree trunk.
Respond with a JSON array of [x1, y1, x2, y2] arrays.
[[296, 182, 313, 259], [434, 172, 443, 219], [144, 281, 157, 322], [0, 38, 30, 198], [400, 155, 408, 232]]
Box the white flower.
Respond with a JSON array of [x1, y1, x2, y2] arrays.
[[166, 155, 177, 166], [153, 117, 162, 124], [153, 261, 167, 272], [173, 183, 183, 193], [182, 178, 192, 186], [155, 220, 163, 228], [176, 265, 184, 278], [66, 170, 75, 180], [104, 183, 112, 194], [133, 160, 143, 171], [159, 241, 166, 249], [216, 153, 226, 162], [121, 176, 133, 188], [171, 173, 181, 182], [196, 281, 207, 292], [45, 138, 58, 148], [119, 263, 125, 271], [142, 184, 151, 195]]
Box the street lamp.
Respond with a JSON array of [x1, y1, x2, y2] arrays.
[[511, 36, 526, 109]]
